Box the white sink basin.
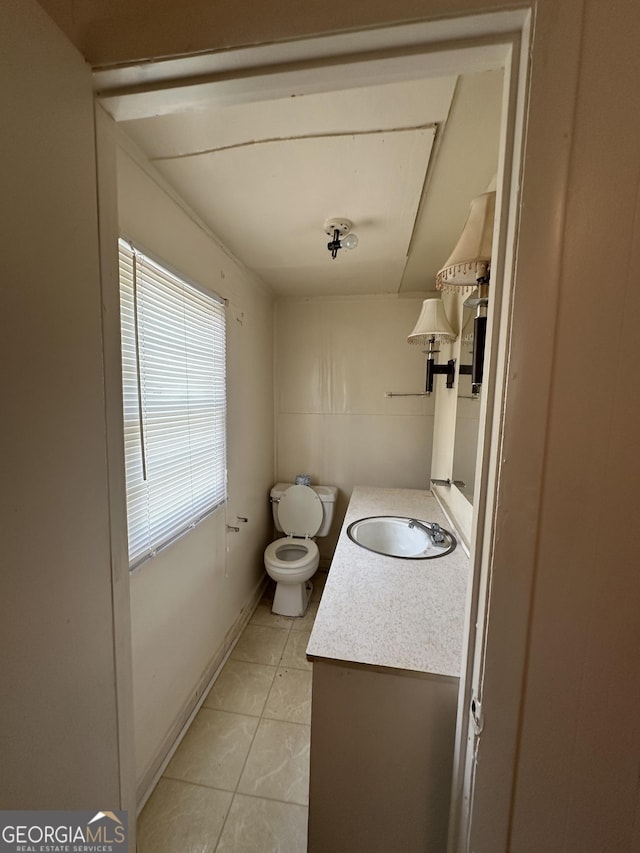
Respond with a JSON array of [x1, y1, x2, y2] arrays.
[[346, 515, 456, 560]]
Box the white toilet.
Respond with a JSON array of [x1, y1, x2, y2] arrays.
[[265, 482, 338, 616]]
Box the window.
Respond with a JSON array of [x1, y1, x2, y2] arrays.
[[119, 239, 227, 567]]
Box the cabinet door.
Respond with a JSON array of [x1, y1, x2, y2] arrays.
[[309, 661, 458, 852]]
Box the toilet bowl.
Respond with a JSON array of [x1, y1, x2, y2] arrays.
[[264, 537, 319, 582], [264, 483, 336, 617], [264, 536, 319, 615]]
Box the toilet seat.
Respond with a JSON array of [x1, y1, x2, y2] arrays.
[[264, 536, 319, 571]]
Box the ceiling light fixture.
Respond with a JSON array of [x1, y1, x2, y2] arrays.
[[325, 218, 359, 260]]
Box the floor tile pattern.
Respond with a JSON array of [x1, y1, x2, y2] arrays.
[[137, 570, 327, 853]]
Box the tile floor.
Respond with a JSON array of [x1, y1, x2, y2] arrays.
[[137, 571, 327, 853]]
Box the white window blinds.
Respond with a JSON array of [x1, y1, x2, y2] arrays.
[[119, 239, 227, 567]]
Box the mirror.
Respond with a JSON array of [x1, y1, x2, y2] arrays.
[[452, 310, 482, 503]]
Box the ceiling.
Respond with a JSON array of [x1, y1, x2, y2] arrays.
[[114, 65, 504, 298]]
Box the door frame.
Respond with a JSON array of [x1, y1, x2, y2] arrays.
[[94, 4, 583, 847]]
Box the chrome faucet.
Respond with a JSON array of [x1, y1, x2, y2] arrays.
[[408, 518, 446, 544]]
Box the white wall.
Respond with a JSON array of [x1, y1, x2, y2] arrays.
[[451, 372, 480, 501], [0, 0, 125, 810], [275, 296, 434, 559], [431, 292, 474, 542], [116, 143, 275, 795]]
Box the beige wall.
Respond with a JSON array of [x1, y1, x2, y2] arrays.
[[37, 0, 521, 68], [116, 143, 275, 795], [507, 3, 640, 848], [0, 0, 123, 809], [275, 296, 435, 559]]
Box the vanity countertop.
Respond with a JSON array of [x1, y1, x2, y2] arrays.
[[306, 486, 470, 678]]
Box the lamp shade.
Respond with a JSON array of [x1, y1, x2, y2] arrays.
[[436, 191, 496, 292], [461, 309, 475, 344], [407, 298, 456, 345]]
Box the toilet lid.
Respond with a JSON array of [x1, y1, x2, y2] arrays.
[[278, 485, 323, 537]]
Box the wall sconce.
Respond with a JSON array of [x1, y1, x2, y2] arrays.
[[459, 304, 481, 396], [436, 191, 495, 389], [407, 298, 457, 395], [325, 218, 359, 260]]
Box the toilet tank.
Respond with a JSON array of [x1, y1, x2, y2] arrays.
[[270, 482, 338, 537]]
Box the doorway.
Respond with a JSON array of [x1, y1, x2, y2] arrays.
[[96, 10, 533, 850]]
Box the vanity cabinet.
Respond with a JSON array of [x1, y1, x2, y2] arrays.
[[305, 486, 469, 852], [308, 660, 458, 852]]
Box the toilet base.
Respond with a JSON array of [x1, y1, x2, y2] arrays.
[[272, 579, 313, 617]]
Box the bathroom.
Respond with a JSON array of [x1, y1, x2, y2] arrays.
[[8, 3, 640, 852], [107, 37, 505, 848]]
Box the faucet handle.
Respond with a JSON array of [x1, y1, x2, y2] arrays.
[[429, 522, 445, 543]]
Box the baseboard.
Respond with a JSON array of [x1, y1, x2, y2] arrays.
[[135, 573, 269, 813]]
